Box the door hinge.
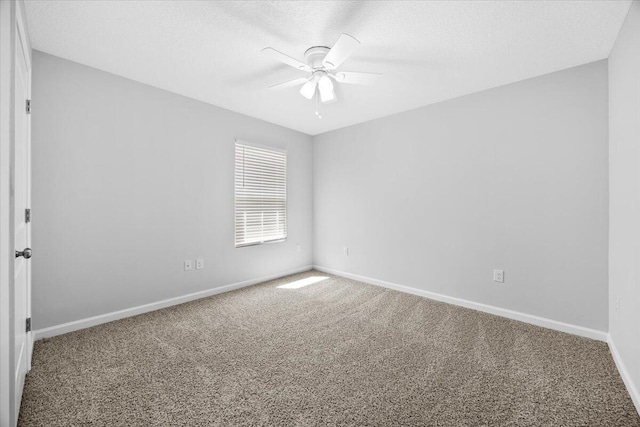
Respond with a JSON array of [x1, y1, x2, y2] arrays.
[[25, 208, 31, 223], [26, 99, 31, 115], [26, 318, 31, 333]]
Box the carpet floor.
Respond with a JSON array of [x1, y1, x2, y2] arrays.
[[19, 270, 640, 426]]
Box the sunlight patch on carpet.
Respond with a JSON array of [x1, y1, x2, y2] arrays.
[[277, 276, 329, 289]]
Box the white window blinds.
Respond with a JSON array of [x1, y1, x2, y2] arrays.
[[235, 141, 287, 247]]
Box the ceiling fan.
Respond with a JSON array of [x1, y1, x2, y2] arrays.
[[262, 34, 381, 105]]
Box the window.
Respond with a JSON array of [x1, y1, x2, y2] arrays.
[[235, 141, 287, 247]]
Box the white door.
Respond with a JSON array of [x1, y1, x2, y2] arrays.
[[13, 6, 32, 419]]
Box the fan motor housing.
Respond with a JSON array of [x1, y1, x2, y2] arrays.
[[304, 46, 330, 69]]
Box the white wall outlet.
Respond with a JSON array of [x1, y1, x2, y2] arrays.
[[343, 247, 349, 256], [615, 297, 620, 315], [184, 260, 193, 271], [196, 258, 204, 270], [493, 269, 504, 283], [296, 244, 301, 253]]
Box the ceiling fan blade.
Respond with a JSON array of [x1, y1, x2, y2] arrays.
[[333, 71, 381, 85], [322, 33, 360, 70], [268, 77, 309, 90], [300, 80, 317, 100], [261, 47, 311, 72]]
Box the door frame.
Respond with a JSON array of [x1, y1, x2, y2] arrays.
[[17, 0, 32, 374], [0, 1, 31, 426]]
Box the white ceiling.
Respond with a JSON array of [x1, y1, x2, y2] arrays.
[[25, 1, 631, 136]]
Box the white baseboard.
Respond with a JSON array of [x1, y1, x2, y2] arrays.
[[608, 335, 640, 416], [33, 265, 313, 341], [313, 265, 608, 342]]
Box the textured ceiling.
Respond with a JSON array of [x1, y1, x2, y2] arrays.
[[25, 1, 631, 135]]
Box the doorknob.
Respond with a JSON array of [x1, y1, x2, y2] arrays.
[[15, 248, 32, 259]]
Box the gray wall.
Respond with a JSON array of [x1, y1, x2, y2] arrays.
[[313, 60, 609, 332], [32, 51, 313, 329], [609, 0, 640, 406], [32, 50, 613, 336]]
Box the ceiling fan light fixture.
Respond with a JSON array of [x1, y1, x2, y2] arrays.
[[318, 75, 336, 103], [300, 80, 317, 99], [320, 88, 336, 104]]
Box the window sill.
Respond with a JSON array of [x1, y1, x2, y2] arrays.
[[235, 238, 287, 248]]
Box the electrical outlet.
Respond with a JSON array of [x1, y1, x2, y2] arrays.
[[493, 269, 504, 283], [296, 244, 301, 253], [196, 258, 204, 270], [184, 260, 193, 271], [615, 297, 620, 315], [343, 247, 349, 256]]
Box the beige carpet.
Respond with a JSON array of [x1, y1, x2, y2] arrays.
[[19, 270, 640, 426]]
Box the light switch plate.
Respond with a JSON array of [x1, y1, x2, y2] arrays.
[[184, 260, 193, 271]]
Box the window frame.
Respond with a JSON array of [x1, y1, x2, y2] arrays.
[[234, 139, 288, 248]]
